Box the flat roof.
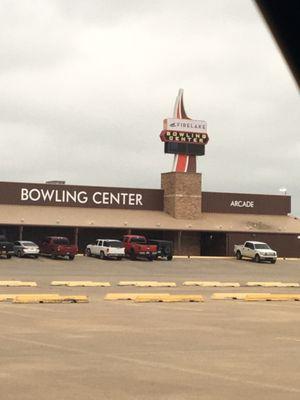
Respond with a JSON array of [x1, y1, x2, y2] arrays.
[[0, 204, 300, 234]]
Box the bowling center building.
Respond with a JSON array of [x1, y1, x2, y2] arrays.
[[1, 90, 300, 257], [0, 175, 300, 257]]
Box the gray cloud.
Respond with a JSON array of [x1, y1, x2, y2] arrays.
[[0, 0, 299, 214]]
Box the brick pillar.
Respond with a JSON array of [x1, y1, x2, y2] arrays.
[[161, 172, 202, 219]]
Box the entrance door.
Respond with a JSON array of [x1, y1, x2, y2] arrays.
[[200, 232, 227, 256]]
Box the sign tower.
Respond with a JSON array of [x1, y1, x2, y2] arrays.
[[161, 90, 208, 219]]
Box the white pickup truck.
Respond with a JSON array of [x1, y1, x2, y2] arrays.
[[85, 239, 125, 260], [234, 241, 277, 263]]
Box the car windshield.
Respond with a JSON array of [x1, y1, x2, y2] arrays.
[[254, 243, 270, 249], [53, 238, 70, 245], [107, 241, 123, 248], [131, 237, 146, 244], [22, 241, 36, 246]]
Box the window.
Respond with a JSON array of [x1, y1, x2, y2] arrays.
[[254, 243, 270, 250], [106, 241, 123, 248], [53, 238, 70, 245], [130, 237, 146, 244]]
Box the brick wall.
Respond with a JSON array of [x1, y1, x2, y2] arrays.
[[161, 172, 202, 219]]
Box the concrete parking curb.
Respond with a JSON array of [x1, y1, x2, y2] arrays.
[[51, 281, 111, 287], [244, 294, 300, 301], [183, 281, 240, 287], [12, 294, 89, 304], [104, 293, 169, 300], [134, 294, 204, 303], [246, 282, 300, 287], [0, 281, 37, 287], [118, 281, 176, 287], [211, 293, 272, 300]]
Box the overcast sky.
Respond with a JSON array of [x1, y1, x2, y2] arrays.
[[1, 0, 299, 214]]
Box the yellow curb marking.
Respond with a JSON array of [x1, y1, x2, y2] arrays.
[[51, 281, 111, 287], [211, 293, 272, 300], [244, 294, 300, 302], [246, 282, 300, 287], [105, 293, 170, 300], [118, 281, 176, 287], [183, 281, 240, 287], [134, 294, 204, 303], [12, 294, 88, 303], [0, 294, 61, 302], [0, 281, 37, 287]]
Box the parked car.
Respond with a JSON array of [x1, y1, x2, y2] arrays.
[[85, 239, 124, 260], [234, 241, 277, 263], [0, 235, 14, 259], [40, 236, 78, 260], [14, 241, 40, 258], [123, 235, 157, 261], [148, 239, 173, 260]]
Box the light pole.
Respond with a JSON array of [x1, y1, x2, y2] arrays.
[[279, 187, 287, 195]]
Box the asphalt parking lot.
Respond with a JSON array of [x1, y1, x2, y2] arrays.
[[0, 256, 300, 400]]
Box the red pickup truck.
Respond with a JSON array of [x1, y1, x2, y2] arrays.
[[123, 235, 157, 261], [40, 236, 78, 260]]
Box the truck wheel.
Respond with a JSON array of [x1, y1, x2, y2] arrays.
[[130, 250, 136, 260], [167, 255, 173, 261], [69, 255, 75, 260], [86, 248, 91, 257], [99, 251, 105, 260], [254, 254, 261, 263], [236, 251, 242, 260]]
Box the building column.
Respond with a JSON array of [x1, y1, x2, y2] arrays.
[[74, 227, 79, 248], [177, 231, 182, 254], [19, 226, 23, 241]]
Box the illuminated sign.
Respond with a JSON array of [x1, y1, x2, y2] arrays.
[[160, 130, 209, 145], [160, 89, 209, 172]]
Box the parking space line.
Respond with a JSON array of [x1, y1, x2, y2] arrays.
[[276, 336, 300, 342], [107, 355, 300, 394], [0, 304, 68, 314], [0, 334, 90, 354]]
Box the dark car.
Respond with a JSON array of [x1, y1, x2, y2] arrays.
[[148, 239, 173, 261], [0, 235, 14, 259]]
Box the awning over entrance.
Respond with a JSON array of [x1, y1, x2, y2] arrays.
[[0, 204, 300, 234]]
